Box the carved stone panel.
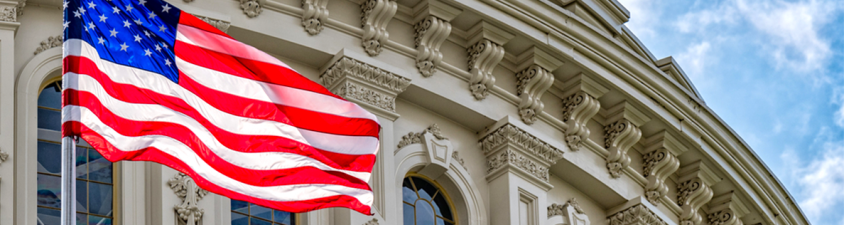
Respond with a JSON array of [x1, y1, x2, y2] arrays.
[[321, 56, 410, 120], [608, 204, 668, 225], [480, 123, 563, 188], [168, 173, 209, 225]]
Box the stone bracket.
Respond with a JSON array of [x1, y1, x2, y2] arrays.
[[360, 0, 397, 56], [239, 0, 262, 18], [466, 21, 513, 100], [603, 101, 649, 178], [514, 47, 563, 125], [480, 118, 563, 190], [677, 161, 721, 225], [412, 0, 461, 77], [320, 50, 411, 121], [560, 74, 607, 151], [642, 131, 686, 205], [707, 192, 750, 225], [301, 0, 329, 35]]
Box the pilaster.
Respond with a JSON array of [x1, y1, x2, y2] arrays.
[[466, 21, 513, 100], [479, 117, 563, 225], [677, 161, 721, 225], [604, 101, 650, 178], [360, 0, 397, 56], [642, 131, 686, 205], [0, 6, 17, 225], [320, 50, 411, 121], [301, 0, 329, 35], [514, 47, 564, 125], [559, 73, 608, 151], [412, 0, 461, 77], [706, 192, 750, 225]]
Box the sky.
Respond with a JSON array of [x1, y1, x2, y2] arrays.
[[614, 0, 844, 224]]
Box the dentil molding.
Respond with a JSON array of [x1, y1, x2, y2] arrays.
[[412, 0, 460, 77], [168, 173, 210, 225], [466, 21, 513, 100], [321, 53, 411, 120], [608, 204, 668, 225], [480, 121, 563, 189], [514, 47, 563, 125], [603, 101, 649, 178], [360, 0, 397, 56], [677, 161, 721, 225], [301, 0, 329, 35], [239, 0, 262, 18], [559, 74, 608, 151], [642, 131, 686, 205]]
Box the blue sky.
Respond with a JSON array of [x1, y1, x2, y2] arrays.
[[615, 0, 844, 224]]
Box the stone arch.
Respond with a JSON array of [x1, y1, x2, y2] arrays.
[[394, 134, 487, 225], [14, 47, 63, 225]]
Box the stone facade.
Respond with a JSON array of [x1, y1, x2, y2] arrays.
[[0, 0, 808, 225]]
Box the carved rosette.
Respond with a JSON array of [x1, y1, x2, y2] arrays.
[[413, 15, 451, 77], [0, 7, 15, 22], [467, 39, 504, 100], [168, 173, 210, 225], [560, 91, 599, 151], [608, 204, 668, 225], [677, 178, 714, 225], [301, 0, 329, 35], [397, 124, 447, 149], [708, 209, 741, 225], [360, 0, 397, 56], [34, 35, 62, 55], [643, 148, 679, 205], [604, 119, 641, 178], [514, 65, 553, 125], [239, 0, 262, 18], [480, 124, 562, 183], [194, 15, 230, 33], [321, 56, 410, 115]]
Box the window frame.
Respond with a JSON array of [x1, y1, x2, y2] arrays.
[[402, 173, 459, 225], [230, 199, 299, 225]]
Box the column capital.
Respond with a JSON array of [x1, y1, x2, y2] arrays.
[[320, 50, 411, 121], [480, 119, 563, 190]]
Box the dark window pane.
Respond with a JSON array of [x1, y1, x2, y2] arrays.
[[412, 177, 437, 201], [437, 218, 446, 225], [38, 82, 63, 109], [403, 203, 415, 225], [402, 186, 417, 203], [251, 204, 272, 220], [36, 174, 61, 208], [77, 180, 88, 213], [77, 213, 89, 225], [231, 200, 249, 214], [37, 141, 62, 174], [231, 212, 249, 225], [76, 147, 87, 179], [88, 215, 113, 225], [273, 210, 292, 224], [89, 182, 113, 216], [37, 207, 62, 225], [251, 217, 273, 225], [38, 108, 62, 131], [88, 149, 113, 184], [415, 200, 436, 225], [433, 194, 452, 219]]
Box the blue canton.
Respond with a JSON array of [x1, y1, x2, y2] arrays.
[[64, 0, 182, 82]]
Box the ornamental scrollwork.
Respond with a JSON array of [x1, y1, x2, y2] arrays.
[[414, 16, 451, 77], [487, 150, 549, 181], [0, 7, 15, 22], [677, 177, 713, 225], [643, 148, 679, 205], [397, 124, 448, 149], [515, 65, 553, 125], [467, 39, 504, 100], [561, 91, 600, 151], [337, 83, 395, 111], [320, 57, 411, 93], [480, 124, 563, 163], [194, 15, 230, 33], [708, 209, 740, 225], [239, 0, 262, 18], [301, 0, 329, 35], [604, 119, 641, 178], [608, 204, 667, 225], [360, 0, 396, 56], [168, 173, 209, 225], [451, 151, 466, 169]]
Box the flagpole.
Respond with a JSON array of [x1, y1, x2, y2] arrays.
[[61, 81, 77, 225]]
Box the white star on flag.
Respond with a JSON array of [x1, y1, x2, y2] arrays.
[[109, 28, 118, 37], [123, 20, 131, 28], [99, 14, 108, 22], [87, 1, 96, 8], [158, 25, 166, 32], [78, 6, 86, 14], [120, 42, 129, 51], [98, 36, 106, 45], [144, 49, 152, 57], [164, 58, 172, 67], [162, 4, 171, 13], [134, 35, 142, 43], [112, 6, 120, 13]]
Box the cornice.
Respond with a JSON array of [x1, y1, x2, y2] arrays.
[[320, 50, 411, 120]]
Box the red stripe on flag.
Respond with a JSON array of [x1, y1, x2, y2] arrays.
[[177, 12, 232, 39]]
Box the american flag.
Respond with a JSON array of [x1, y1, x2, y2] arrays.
[[62, 0, 379, 215]]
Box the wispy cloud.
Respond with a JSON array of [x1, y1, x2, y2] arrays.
[[674, 41, 711, 81], [789, 138, 844, 222], [617, 0, 659, 37]]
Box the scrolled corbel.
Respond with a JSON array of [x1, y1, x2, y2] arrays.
[[514, 47, 563, 125], [642, 131, 685, 205], [301, 0, 329, 35], [360, 0, 397, 56], [239, 0, 262, 18], [412, 0, 461, 77], [677, 161, 721, 225], [603, 101, 649, 178], [466, 21, 513, 100], [559, 74, 607, 151]]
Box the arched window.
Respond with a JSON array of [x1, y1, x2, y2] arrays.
[[36, 81, 115, 225], [231, 200, 296, 225], [402, 175, 456, 225]]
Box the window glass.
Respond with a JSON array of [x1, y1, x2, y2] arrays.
[[36, 81, 115, 224], [230, 200, 295, 225], [402, 175, 456, 225]]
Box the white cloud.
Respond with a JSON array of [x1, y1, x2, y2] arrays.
[[792, 141, 844, 221], [674, 41, 711, 81], [675, 4, 738, 33], [617, 0, 659, 37]]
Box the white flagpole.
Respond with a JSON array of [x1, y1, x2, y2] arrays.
[[61, 67, 77, 225]]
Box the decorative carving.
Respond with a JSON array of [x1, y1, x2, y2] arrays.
[[481, 124, 563, 163], [321, 56, 411, 113], [34, 35, 63, 55], [708, 209, 741, 225], [487, 150, 548, 181], [397, 124, 447, 149], [360, 0, 397, 56], [168, 173, 209, 225], [239, 0, 262, 18], [414, 16, 451, 77], [515, 65, 553, 125], [604, 119, 641, 178], [0, 150, 8, 164], [451, 151, 465, 169], [194, 16, 230, 33], [467, 39, 504, 99], [0, 7, 16, 22], [337, 83, 394, 111], [677, 178, 713, 225], [707, 192, 748, 225], [363, 218, 378, 225], [548, 198, 585, 217], [609, 204, 668, 225], [561, 91, 599, 151], [301, 0, 329, 35], [16, 0, 24, 16], [643, 148, 679, 205]]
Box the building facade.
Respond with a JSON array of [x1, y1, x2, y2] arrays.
[[0, 0, 810, 224]]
